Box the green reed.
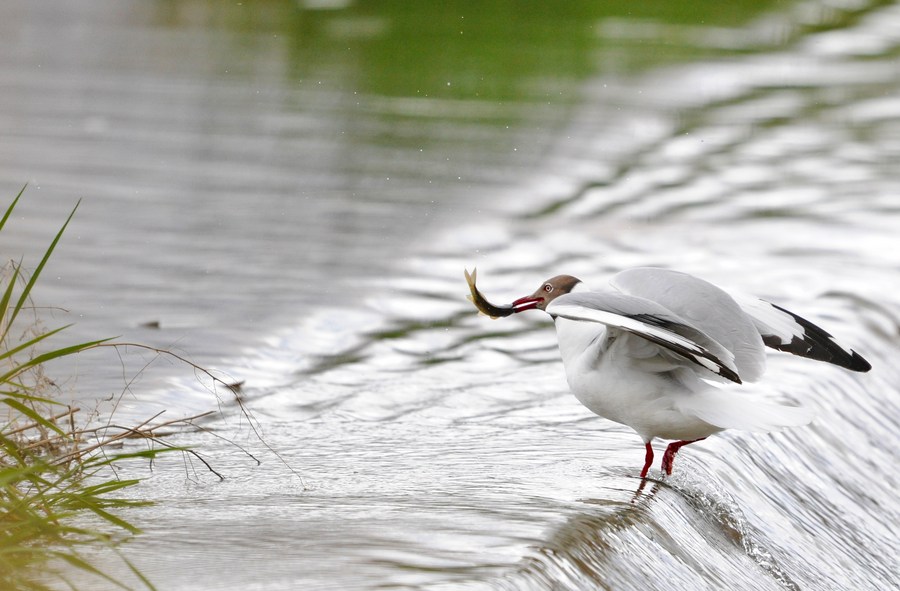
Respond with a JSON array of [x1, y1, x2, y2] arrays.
[[0, 186, 160, 591]]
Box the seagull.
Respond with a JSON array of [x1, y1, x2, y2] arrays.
[[506, 267, 871, 478]]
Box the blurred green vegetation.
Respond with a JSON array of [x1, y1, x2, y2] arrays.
[[156, 0, 787, 104], [289, 0, 783, 101]]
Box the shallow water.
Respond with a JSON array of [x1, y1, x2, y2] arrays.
[[2, 0, 899, 590]]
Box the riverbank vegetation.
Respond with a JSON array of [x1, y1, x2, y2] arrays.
[[0, 186, 222, 590]]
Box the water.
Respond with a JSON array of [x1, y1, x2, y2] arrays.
[[1, 0, 898, 589]]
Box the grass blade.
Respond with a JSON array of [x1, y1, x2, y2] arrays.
[[4, 200, 80, 339], [120, 554, 158, 591], [0, 261, 21, 332], [0, 324, 72, 363], [0, 398, 66, 436], [50, 551, 132, 591], [0, 337, 112, 385], [0, 183, 26, 233]]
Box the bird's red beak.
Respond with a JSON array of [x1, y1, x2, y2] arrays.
[[511, 295, 543, 313]]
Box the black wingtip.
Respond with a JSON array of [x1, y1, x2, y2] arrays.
[[846, 350, 872, 373], [765, 304, 873, 373], [722, 367, 742, 385]]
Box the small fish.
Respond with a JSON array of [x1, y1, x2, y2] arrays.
[[464, 268, 515, 319]]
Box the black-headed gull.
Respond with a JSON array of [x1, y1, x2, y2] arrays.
[[504, 267, 871, 478]]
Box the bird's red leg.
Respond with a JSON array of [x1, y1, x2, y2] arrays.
[[661, 437, 706, 475], [640, 442, 654, 478]]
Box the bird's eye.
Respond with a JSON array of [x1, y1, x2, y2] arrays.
[[543, 284, 553, 293]]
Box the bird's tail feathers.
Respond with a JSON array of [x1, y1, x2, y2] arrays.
[[677, 390, 814, 433]]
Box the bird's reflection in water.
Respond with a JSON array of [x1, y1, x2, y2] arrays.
[[508, 481, 666, 589], [630, 475, 664, 503], [501, 474, 800, 591]]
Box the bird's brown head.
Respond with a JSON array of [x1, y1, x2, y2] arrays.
[[511, 275, 582, 312]]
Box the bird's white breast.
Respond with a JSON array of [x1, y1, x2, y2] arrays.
[[553, 317, 718, 441]]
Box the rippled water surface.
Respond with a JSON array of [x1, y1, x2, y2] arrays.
[[2, 1, 899, 590]]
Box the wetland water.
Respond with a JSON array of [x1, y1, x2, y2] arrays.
[[1, 1, 898, 589]]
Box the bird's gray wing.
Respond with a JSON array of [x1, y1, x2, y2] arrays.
[[610, 267, 767, 382], [732, 295, 871, 372], [546, 291, 742, 384]]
